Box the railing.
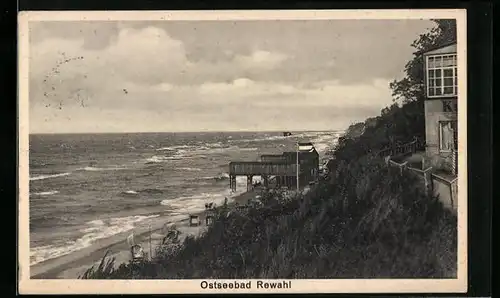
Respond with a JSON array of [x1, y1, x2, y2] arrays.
[[229, 161, 297, 176], [261, 155, 287, 163], [377, 137, 425, 159]]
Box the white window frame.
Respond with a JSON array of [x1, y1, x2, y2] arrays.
[[426, 54, 458, 98], [438, 120, 458, 152]]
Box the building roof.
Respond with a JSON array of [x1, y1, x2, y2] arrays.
[[415, 40, 457, 56], [298, 142, 317, 153]]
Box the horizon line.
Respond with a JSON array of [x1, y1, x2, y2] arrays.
[[29, 129, 345, 135]]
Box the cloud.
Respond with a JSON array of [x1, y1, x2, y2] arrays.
[[198, 78, 392, 110], [234, 50, 289, 69], [28, 20, 436, 133]]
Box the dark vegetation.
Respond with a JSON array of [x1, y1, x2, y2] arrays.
[[81, 20, 457, 279]]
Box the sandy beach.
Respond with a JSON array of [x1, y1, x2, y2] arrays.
[[30, 185, 267, 279]]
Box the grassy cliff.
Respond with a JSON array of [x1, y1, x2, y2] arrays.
[[81, 100, 457, 279]]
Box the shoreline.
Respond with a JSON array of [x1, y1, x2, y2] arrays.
[[30, 185, 266, 279]]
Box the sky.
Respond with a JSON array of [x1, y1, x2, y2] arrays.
[[28, 19, 436, 134]]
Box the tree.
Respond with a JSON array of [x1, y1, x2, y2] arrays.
[[390, 19, 457, 104]]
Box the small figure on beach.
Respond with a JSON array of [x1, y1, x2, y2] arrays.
[[205, 202, 216, 210], [162, 229, 180, 245], [127, 233, 145, 263], [130, 244, 145, 263]]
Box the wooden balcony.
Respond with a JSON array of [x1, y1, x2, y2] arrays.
[[229, 161, 297, 176], [260, 154, 287, 163]]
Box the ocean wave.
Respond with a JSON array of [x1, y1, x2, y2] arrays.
[[155, 144, 192, 151], [144, 155, 183, 164], [238, 147, 258, 151], [119, 190, 139, 196], [159, 175, 252, 213], [119, 188, 165, 196], [78, 166, 128, 172], [138, 188, 164, 194], [160, 192, 234, 213], [237, 134, 288, 143], [154, 142, 244, 159], [31, 190, 59, 196], [193, 172, 230, 181], [176, 167, 202, 171], [30, 214, 160, 265], [29, 172, 71, 181]]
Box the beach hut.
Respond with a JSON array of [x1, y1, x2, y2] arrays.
[[189, 215, 200, 226]]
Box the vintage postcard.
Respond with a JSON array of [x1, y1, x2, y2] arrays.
[[18, 9, 467, 294]]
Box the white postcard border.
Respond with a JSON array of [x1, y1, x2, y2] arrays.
[[18, 9, 468, 294]]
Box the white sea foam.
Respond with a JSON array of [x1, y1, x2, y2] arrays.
[[79, 166, 128, 172], [145, 155, 183, 163], [31, 190, 59, 196], [196, 172, 230, 181], [155, 142, 250, 159], [176, 167, 202, 171], [155, 144, 192, 151], [30, 214, 160, 265], [239, 147, 259, 151], [160, 192, 234, 214], [30, 172, 71, 181], [159, 174, 260, 215]]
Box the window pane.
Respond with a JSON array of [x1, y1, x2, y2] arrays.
[[429, 87, 435, 96], [443, 56, 454, 66], [429, 69, 434, 78], [444, 78, 454, 86], [429, 79, 435, 87], [444, 87, 453, 94], [428, 57, 434, 68], [435, 57, 442, 67], [435, 79, 442, 87], [444, 69, 453, 77], [435, 69, 441, 77], [436, 88, 442, 96]]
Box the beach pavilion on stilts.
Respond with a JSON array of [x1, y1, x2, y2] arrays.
[[228, 141, 319, 191]]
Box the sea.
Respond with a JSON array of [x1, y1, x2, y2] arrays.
[[29, 131, 341, 266]]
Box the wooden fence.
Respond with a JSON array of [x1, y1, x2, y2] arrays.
[[377, 138, 425, 159]]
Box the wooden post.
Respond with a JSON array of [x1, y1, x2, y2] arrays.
[[451, 148, 457, 176], [206, 214, 214, 226], [263, 175, 269, 188], [230, 175, 236, 192], [149, 224, 152, 260], [247, 175, 252, 191], [296, 142, 300, 191]]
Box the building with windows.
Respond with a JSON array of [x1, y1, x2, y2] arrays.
[[421, 41, 458, 176]]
